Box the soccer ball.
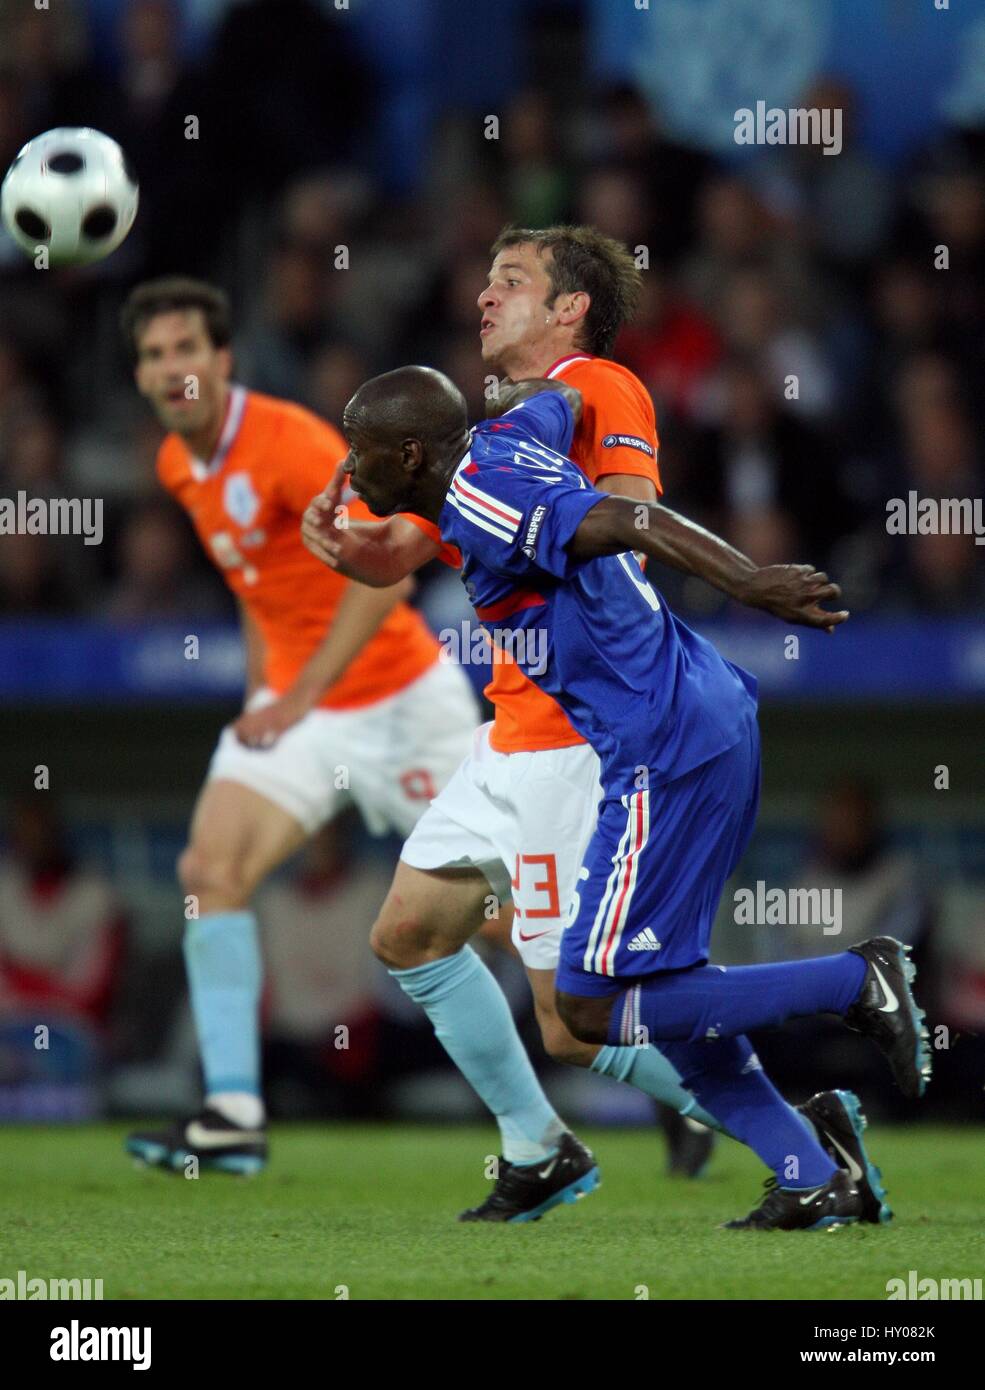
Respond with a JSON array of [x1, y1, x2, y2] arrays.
[[1, 127, 138, 267]]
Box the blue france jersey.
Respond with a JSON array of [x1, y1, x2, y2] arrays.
[[437, 391, 758, 792]]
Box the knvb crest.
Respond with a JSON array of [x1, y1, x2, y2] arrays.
[[223, 472, 261, 528]]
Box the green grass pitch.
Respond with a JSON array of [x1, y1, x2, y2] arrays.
[[3, 1123, 982, 1300]]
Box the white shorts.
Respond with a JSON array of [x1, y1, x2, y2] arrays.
[[207, 660, 480, 836], [401, 722, 603, 969]]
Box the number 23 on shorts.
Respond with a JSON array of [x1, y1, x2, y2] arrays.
[[511, 853, 560, 919]]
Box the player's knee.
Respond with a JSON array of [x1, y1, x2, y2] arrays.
[[556, 991, 611, 1046], [177, 844, 251, 910], [370, 908, 443, 969]]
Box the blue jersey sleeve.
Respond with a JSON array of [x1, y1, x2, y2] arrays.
[[444, 458, 603, 581], [500, 388, 575, 456]]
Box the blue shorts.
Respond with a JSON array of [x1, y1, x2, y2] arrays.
[[555, 714, 761, 998]]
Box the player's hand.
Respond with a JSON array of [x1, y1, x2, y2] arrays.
[[736, 565, 849, 632], [486, 378, 583, 423], [485, 377, 511, 417], [233, 690, 311, 749], [301, 503, 344, 568], [301, 462, 348, 569]]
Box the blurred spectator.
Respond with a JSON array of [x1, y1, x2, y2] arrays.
[[784, 780, 931, 958], [2, 410, 64, 494], [575, 166, 649, 248], [499, 89, 571, 230], [404, 250, 492, 364], [681, 176, 826, 328], [905, 149, 985, 330], [0, 2, 86, 156], [740, 780, 935, 1117], [895, 532, 985, 615], [893, 350, 966, 426], [0, 74, 32, 190], [748, 78, 895, 274], [0, 342, 46, 462], [237, 241, 335, 400], [305, 342, 370, 427], [436, 331, 493, 422], [574, 83, 716, 264], [0, 531, 78, 614], [278, 172, 370, 260], [864, 261, 951, 441], [0, 798, 125, 1029], [98, 500, 230, 622], [709, 265, 839, 421], [424, 172, 509, 265], [891, 352, 980, 497], [52, 0, 216, 276], [259, 815, 383, 1046], [616, 270, 721, 425], [683, 356, 843, 565], [900, 398, 980, 500], [258, 814, 413, 1116]]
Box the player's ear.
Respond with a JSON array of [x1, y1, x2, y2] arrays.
[[558, 290, 590, 328], [401, 438, 424, 475], [216, 346, 233, 381]]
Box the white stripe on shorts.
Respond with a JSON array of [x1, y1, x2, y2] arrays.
[[591, 790, 651, 976]]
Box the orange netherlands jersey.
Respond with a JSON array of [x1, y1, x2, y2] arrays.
[[157, 386, 440, 710], [486, 354, 662, 753]]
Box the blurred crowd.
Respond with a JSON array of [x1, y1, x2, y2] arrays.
[[3, 784, 982, 1122], [1, 0, 984, 623]]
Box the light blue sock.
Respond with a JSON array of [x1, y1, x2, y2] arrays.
[[183, 910, 262, 1097], [390, 946, 566, 1164], [591, 1045, 722, 1131]]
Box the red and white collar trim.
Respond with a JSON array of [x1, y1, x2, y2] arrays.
[[189, 385, 248, 481], [545, 353, 594, 379]]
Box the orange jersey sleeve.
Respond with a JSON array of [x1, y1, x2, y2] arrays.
[[158, 390, 439, 709], [400, 513, 462, 568], [562, 357, 662, 491], [486, 356, 661, 753]]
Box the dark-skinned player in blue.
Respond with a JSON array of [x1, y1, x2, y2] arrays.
[[338, 365, 932, 1230]]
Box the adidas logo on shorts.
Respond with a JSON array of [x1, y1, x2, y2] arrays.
[[627, 928, 661, 952]]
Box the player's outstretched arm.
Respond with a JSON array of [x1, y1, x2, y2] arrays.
[[301, 463, 440, 586], [567, 496, 850, 632]]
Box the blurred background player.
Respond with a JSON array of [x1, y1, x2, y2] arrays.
[[118, 277, 481, 1172]]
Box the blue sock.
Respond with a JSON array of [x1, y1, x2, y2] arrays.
[[608, 953, 868, 1047], [183, 910, 262, 1096], [391, 946, 566, 1164], [661, 1036, 836, 1187], [591, 1046, 722, 1131]]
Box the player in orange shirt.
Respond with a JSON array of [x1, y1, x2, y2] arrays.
[[303, 228, 891, 1225], [117, 277, 481, 1173]]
